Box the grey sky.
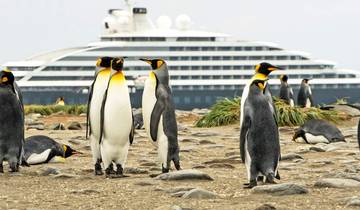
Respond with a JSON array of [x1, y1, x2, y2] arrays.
[[0, 0, 359, 70]]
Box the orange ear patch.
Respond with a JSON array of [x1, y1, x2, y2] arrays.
[[2, 77, 8, 83]]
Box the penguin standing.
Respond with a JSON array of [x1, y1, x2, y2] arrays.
[[297, 78, 314, 108], [24, 135, 80, 165], [87, 57, 113, 175], [240, 79, 281, 188], [99, 57, 134, 178], [240, 62, 282, 136], [279, 75, 295, 107], [0, 70, 25, 172], [140, 58, 181, 173]]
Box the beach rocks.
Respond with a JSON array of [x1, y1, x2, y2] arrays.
[[345, 197, 360, 207], [67, 121, 82, 130], [314, 178, 360, 188], [182, 188, 218, 199], [50, 123, 66, 130], [281, 153, 304, 161], [155, 169, 213, 181], [27, 122, 45, 130], [252, 183, 309, 196], [255, 204, 277, 210]]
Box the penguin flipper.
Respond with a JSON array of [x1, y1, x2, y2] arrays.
[[150, 97, 165, 142], [129, 114, 135, 145], [99, 85, 109, 144], [86, 81, 95, 139], [240, 115, 251, 163]]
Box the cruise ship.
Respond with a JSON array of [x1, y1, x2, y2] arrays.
[[2, 1, 360, 109]]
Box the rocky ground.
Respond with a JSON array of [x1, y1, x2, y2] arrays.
[[0, 111, 360, 210]]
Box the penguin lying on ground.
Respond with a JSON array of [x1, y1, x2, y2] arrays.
[[87, 57, 113, 175], [292, 119, 345, 144], [0, 70, 26, 172], [140, 58, 181, 173], [24, 135, 80, 164], [99, 57, 134, 178], [298, 78, 314, 108], [279, 75, 295, 107], [240, 78, 281, 188]]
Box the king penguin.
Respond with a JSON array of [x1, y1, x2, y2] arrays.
[[297, 78, 314, 108], [87, 56, 113, 175], [99, 57, 134, 178], [0, 70, 26, 172], [240, 78, 281, 188], [240, 62, 282, 137], [279, 75, 295, 107], [140, 58, 181, 173], [24, 135, 80, 165]]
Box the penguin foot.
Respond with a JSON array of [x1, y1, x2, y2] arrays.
[[115, 164, 123, 176], [243, 180, 257, 189], [161, 164, 169, 173], [94, 165, 104, 176]]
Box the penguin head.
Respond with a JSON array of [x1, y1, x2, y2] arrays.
[[280, 75, 288, 82], [96, 57, 113, 68], [111, 57, 126, 72], [0, 69, 15, 85], [63, 145, 81, 158], [139, 58, 166, 70], [251, 78, 268, 91], [302, 78, 311, 84], [255, 62, 283, 75], [292, 129, 306, 142]]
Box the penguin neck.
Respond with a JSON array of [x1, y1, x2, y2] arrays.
[[153, 64, 169, 86], [252, 73, 268, 81]]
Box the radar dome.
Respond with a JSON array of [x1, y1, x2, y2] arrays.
[[176, 14, 192, 30], [156, 16, 172, 29]]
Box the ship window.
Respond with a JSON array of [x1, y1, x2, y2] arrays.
[[170, 66, 179, 70], [170, 47, 184, 51], [339, 74, 346, 78], [223, 66, 231, 70], [234, 66, 242, 70], [218, 47, 232, 51], [213, 56, 221, 60], [265, 56, 275, 60], [202, 56, 210, 60], [250, 56, 261, 60], [234, 75, 241, 79], [223, 75, 231, 79], [180, 57, 189, 61], [149, 37, 166, 41], [191, 57, 200, 61], [192, 76, 200, 79], [201, 47, 215, 51], [192, 66, 200, 70], [187, 47, 199, 51], [244, 75, 252, 79], [170, 57, 178, 61], [223, 56, 231, 60], [202, 76, 210, 79], [277, 56, 287, 60], [184, 96, 191, 104], [269, 47, 281, 51], [202, 66, 211, 70], [213, 66, 221, 70], [181, 66, 189, 70], [255, 46, 263, 51], [235, 47, 243, 51], [244, 47, 252, 51], [180, 76, 189, 79]]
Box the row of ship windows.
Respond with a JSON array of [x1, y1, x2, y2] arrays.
[[100, 37, 217, 42], [38, 65, 331, 71], [25, 74, 354, 81], [59, 55, 309, 61], [89, 46, 281, 52]]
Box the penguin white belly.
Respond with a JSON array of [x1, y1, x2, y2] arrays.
[[306, 98, 311, 108], [142, 72, 158, 146], [27, 149, 52, 164], [244, 137, 252, 181], [240, 83, 250, 129], [89, 70, 110, 137], [290, 99, 295, 107], [157, 116, 169, 167], [304, 133, 329, 144], [102, 74, 132, 166]]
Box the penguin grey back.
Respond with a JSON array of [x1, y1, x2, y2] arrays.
[[240, 84, 280, 174], [279, 83, 294, 104], [297, 79, 313, 107], [24, 135, 64, 160], [0, 84, 24, 171]]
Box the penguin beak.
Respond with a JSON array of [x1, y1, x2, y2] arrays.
[[71, 150, 82, 156], [139, 58, 152, 65], [268, 65, 283, 71]]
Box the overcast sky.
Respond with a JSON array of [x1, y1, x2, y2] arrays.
[[0, 0, 359, 70]]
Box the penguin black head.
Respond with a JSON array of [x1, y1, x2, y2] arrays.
[[139, 58, 166, 70], [111, 57, 126, 71], [292, 129, 306, 142], [255, 62, 283, 75], [280, 75, 288, 82], [63, 144, 81, 158], [251, 78, 268, 91], [0, 69, 15, 85], [302, 78, 311, 84], [96, 57, 113, 68]]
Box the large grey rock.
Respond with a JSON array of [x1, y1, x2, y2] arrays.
[[255, 204, 277, 210], [38, 167, 60, 176], [67, 121, 83, 130], [330, 105, 360, 117], [182, 188, 218, 199], [345, 197, 360, 207], [252, 183, 309, 196], [155, 169, 213, 181], [314, 178, 360, 188], [124, 167, 148, 174], [27, 122, 45, 130], [281, 153, 304, 161]]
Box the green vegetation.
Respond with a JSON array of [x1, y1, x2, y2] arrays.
[[24, 105, 87, 116], [195, 97, 345, 128]]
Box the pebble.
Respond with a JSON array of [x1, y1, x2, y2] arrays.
[[281, 153, 304, 161]]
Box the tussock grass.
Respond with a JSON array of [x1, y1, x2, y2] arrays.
[[24, 105, 87, 116], [195, 97, 345, 128]]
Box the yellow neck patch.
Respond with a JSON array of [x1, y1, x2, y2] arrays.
[[110, 72, 125, 85], [98, 68, 111, 77], [251, 73, 268, 81], [149, 71, 157, 86], [63, 145, 67, 156]]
